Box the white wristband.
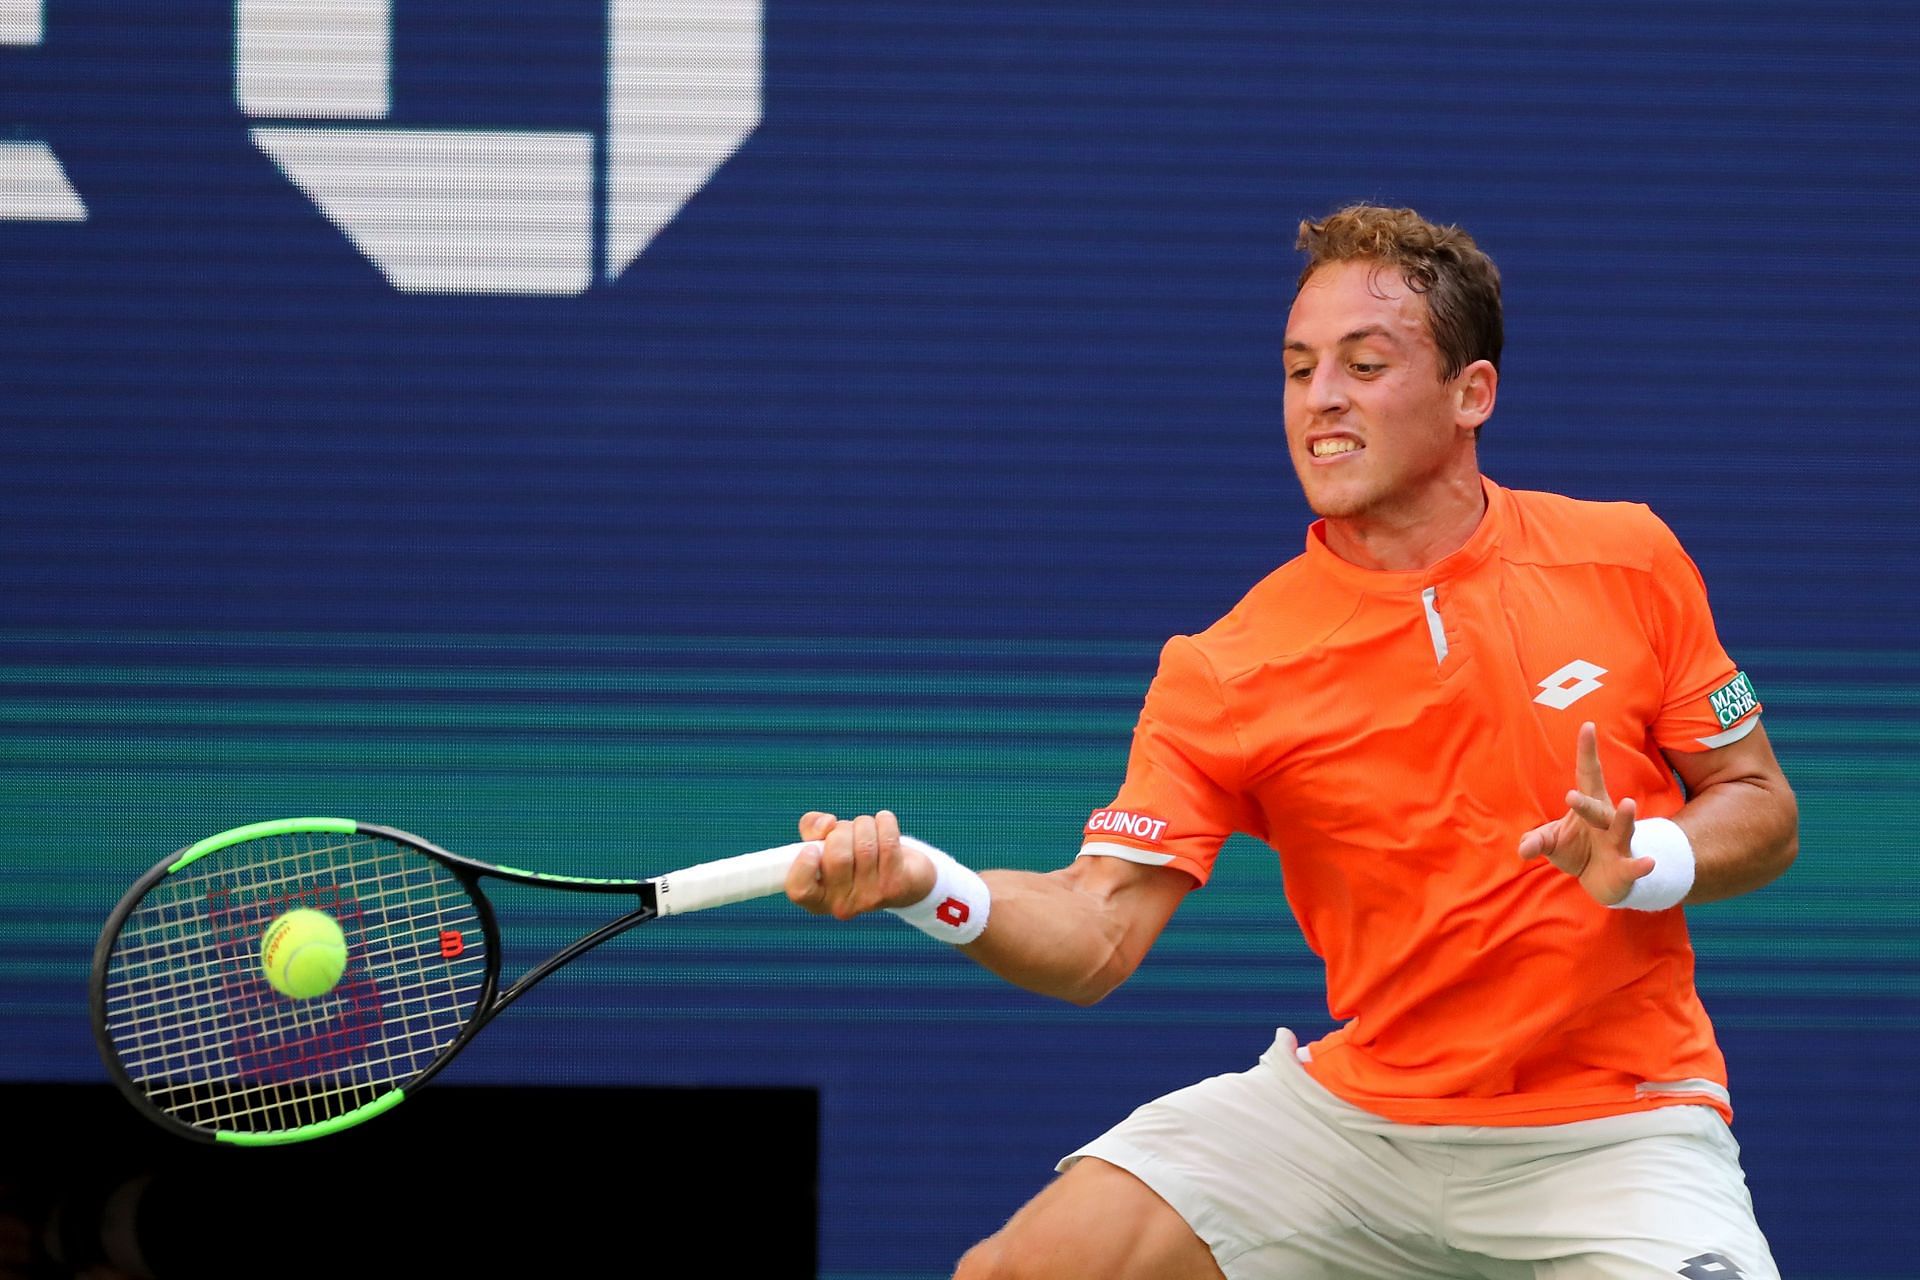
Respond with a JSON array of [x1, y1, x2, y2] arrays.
[[886, 836, 991, 944], [1610, 817, 1697, 912]]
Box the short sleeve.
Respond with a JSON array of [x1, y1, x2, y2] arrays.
[[1080, 635, 1247, 886], [1643, 514, 1763, 753]]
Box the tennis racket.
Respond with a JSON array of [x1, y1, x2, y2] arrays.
[[91, 817, 808, 1146]]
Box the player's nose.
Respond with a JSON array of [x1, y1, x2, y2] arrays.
[[1301, 364, 1350, 414]]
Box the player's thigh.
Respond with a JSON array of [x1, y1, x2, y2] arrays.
[[1055, 1031, 1472, 1279], [1454, 1106, 1778, 1280], [953, 1156, 1224, 1280]]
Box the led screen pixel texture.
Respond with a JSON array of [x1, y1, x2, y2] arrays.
[[4, 4, 1916, 1276]]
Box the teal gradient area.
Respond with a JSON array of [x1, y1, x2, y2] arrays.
[[6, 629, 1918, 1075], [4, 627, 1146, 1077], [7, 629, 1917, 1280]]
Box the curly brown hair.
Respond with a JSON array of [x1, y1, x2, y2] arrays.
[[1295, 205, 1502, 381]]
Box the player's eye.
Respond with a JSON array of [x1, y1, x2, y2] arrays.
[[1351, 362, 1384, 375]]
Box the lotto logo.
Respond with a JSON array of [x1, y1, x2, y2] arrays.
[[1533, 659, 1607, 710], [935, 897, 971, 927], [1677, 1252, 1746, 1279]]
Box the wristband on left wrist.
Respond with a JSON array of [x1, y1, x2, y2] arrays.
[[1611, 816, 1696, 912]]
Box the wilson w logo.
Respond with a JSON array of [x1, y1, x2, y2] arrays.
[[237, 0, 760, 295]]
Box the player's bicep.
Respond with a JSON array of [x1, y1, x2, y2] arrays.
[[1663, 716, 1789, 800]]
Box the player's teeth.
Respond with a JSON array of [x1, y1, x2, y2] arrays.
[[1313, 439, 1359, 457]]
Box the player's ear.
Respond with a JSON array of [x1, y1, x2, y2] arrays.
[[1453, 359, 1497, 433]]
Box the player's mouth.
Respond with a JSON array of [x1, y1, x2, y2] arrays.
[[1307, 434, 1364, 463]]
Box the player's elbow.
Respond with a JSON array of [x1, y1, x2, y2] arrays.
[[1006, 967, 1125, 1008], [1769, 782, 1800, 879], [1742, 775, 1800, 891], [1058, 943, 1142, 1006], [1062, 971, 1124, 1007], [986, 937, 1139, 1006], [1011, 937, 1137, 1007]]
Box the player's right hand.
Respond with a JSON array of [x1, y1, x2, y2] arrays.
[[785, 809, 937, 919]]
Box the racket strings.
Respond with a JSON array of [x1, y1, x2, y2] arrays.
[[100, 831, 489, 1136]]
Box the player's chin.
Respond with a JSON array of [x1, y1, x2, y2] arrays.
[[1291, 460, 1371, 516], [1299, 480, 1376, 520]]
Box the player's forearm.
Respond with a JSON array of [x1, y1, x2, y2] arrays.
[[960, 866, 1146, 1006], [784, 813, 1182, 1001], [1676, 775, 1799, 903]]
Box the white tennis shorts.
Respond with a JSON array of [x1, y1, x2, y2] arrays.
[[1058, 1029, 1778, 1280]]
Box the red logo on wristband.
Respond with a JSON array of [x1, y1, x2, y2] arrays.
[[936, 897, 971, 927]]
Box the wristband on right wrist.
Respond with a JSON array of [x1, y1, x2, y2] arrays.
[[885, 836, 991, 945]]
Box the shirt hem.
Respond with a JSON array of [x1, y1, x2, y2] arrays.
[[1300, 1059, 1735, 1127]]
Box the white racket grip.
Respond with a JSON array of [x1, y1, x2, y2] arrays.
[[651, 842, 814, 916]]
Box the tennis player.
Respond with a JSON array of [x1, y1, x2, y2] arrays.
[[786, 204, 1798, 1280]]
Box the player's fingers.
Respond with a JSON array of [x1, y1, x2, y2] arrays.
[[1565, 788, 1613, 829], [876, 809, 921, 907], [1517, 819, 1559, 860], [875, 808, 902, 869], [817, 819, 855, 898], [1523, 811, 1594, 876], [1574, 721, 1610, 801], [847, 814, 880, 916], [798, 811, 837, 841], [784, 843, 828, 912], [878, 810, 940, 906], [1614, 795, 1639, 836]]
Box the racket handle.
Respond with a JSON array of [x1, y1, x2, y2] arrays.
[[651, 842, 811, 916]]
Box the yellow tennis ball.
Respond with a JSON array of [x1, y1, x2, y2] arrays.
[[260, 908, 348, 999]]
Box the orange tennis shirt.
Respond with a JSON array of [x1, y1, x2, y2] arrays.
[[1080, 478, 1764, 1127]]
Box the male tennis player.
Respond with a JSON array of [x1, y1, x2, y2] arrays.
[[786, 204, 1798, 1280]]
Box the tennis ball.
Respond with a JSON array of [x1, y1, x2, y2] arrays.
[[260, 908, 348, 999]]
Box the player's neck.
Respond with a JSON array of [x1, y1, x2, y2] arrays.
[[1321, 472, 1489, 573]]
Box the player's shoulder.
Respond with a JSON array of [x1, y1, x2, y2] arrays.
[[1498, 484, 1685, 573], [1180, 552, 1359, 683]]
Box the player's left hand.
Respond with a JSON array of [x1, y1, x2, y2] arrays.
[[1517, 721, 1655, 906]]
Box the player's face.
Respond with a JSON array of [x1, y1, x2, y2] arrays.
[[1282, 260, 1481, 522]]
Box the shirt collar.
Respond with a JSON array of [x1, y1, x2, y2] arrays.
[[1302, 476, 1507, 593]]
